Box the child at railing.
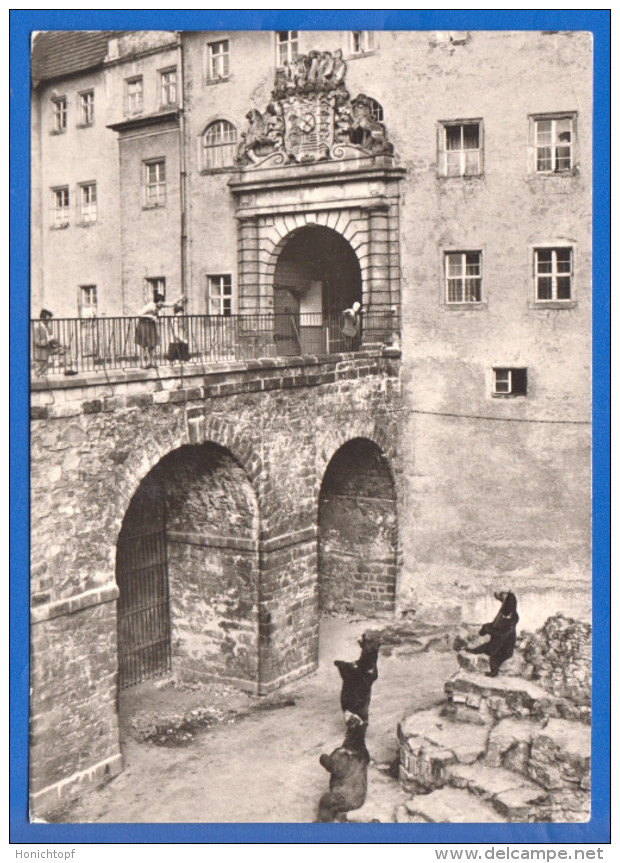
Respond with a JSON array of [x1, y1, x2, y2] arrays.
[[166, 299, 190, 362]]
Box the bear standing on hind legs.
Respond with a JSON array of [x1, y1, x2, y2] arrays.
[[317, 716, 370, 822], [334, 631, 382, 723], [466, 590, 519, 677]]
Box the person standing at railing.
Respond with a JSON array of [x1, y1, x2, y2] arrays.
[[135, 293, 184, 369], [341, 301, 362, 351], [32, 309, 56, 378]]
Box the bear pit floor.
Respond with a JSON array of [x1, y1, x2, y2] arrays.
[[49, 617, 459, 824]]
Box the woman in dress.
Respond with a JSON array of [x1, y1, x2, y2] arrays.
[[136, 292, 184, 369]]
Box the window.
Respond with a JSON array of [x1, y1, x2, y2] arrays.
[[52, 96, 67, 133], [351, 31, 374, 54], [79, 285, 98, 317], [145, 277, 166, 301], [202, 121, 237, 170], [208, 40, 230, 81], [276, 31, 298, 66], [534, 116, 574, 173], [440, 121, 482, 177], [79, 90, 94, 126], [534, 248, 573, 301], [126, 77, 143, 114], [444, 252, 482, 303], [51, 187, 70, 227], [493, 368, 528, 397], [207, 275, 232, 316], [78, 182, 97, 223], [160, 68, 177, 106], [143, 159, 166, 207]]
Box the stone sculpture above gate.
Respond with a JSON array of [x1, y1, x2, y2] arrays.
[[237, 49, 394, 167]]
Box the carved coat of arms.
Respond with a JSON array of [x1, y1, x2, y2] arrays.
[[237, 49, 394, 168]]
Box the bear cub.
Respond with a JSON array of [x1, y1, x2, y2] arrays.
[[334, 631, 381, 723], [317, 716, 370, 822], [466, 590, 519, 677]]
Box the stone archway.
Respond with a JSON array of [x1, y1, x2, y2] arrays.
[[271, 225, 362, 355], [115, 442, 260, 691], [318, 437, 398, 614]]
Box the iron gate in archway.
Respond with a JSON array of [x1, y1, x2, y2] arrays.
[[116, 483, 171, 688]]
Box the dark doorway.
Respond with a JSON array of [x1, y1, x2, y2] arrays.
[[318, 438, 398, 615], [116, 479, 171, 688], [273, 226, 362, 355]]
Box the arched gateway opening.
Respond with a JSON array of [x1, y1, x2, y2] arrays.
[[116, 443, 259, 691], [273, 225, 362, 355], [318, 438, 398, 615]]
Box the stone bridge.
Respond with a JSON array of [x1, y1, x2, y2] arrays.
[[29, 348, 403, 815]]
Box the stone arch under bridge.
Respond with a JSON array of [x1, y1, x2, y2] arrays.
[[115, 442, 260, 692]]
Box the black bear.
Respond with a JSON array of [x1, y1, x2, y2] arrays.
[[317, 716, 370, 822], [334, 631, 381, 723], [466, 590, 519, 677]]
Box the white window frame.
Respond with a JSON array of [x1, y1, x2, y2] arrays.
[[202, 120, 237, 170], [126, 76, 143, 115], [52, 96, 67, 133], [444, 251, 483, 304], [534, 246, 573, 302], [79, 285, 98, 317], [51, 186, 70, 227], [533, 114, 575, 174], [439, 120, 483, 177], [78, 89, 94, 126], [350, 31, 374, 55], [276, 31, 298, 67], [143, 159, 166, 207], [160, 67, 178, 106], [207, 40, 230, 81], [493, 368, 528, 398], [207, 274, 233, 316], [145, 277, 166, 302], [78, 182, 97, 224]]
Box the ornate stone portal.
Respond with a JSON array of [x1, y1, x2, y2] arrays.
[[237, 49, 394, 167]]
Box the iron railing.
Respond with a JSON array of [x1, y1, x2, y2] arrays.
[[30, 310, 398, 378]]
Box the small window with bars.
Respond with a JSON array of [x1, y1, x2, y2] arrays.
[[351, 31, 374, 55], [143, 159, 166, 207], [493, 368, 528, 398], [534, 116, 574, 173], [207, 275, 233, 316], [440, 121, 482, 177], [79, 90, 94, 126], [444, 251, 482, 304], [51, 186, 70, 227], [202, 121, 237, 170], [534, 248, 573, 301], [276, 31, 298, 66], [78, 182, 97, 223], [208, 40, 230, 81], [52, 96, 67, 133]]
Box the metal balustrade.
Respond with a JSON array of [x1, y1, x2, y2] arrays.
[[30, 310, 398, 378]]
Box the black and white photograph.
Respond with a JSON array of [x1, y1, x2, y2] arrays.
[[26, 24, 596, 829]]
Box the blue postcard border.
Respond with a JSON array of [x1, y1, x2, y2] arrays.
[[10, 8, 610, 845]]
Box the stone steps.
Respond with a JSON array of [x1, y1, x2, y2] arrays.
[[396, 787, 504, 824], [445, 670, 591, 725], [398, 678, 591, 822]]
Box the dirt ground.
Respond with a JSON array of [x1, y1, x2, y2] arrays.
[[54, 617, 459, 824]]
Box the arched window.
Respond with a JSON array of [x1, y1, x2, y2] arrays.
[[202, 120, 237, 170]]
